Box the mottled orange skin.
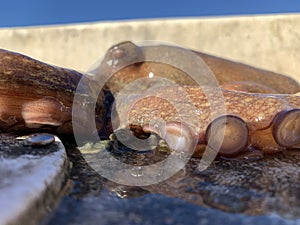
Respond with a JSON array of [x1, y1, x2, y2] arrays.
[[119, 85, 300, 155]]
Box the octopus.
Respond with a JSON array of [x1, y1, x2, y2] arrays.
[[0, 41, 300, 160]]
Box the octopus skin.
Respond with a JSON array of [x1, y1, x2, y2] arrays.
[[117, 85, 300, 159], [0, 49, 105, 134], [1, 42, 300, 160], [102, 42, 300, 159]]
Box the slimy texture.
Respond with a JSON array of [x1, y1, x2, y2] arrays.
[[194, 51, 300, 94], [102, 42, 300, 95], [103, 42, 300, 159], [0, 49, 105, 134], [1, 42, 300, 160], [121, 85, 300, 158]]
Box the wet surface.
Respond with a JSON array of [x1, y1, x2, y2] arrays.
[[23, 133, 55, 147], [42, 138, 300, 225], [0, 133, 69, 225], [0, 134, 61, 157]]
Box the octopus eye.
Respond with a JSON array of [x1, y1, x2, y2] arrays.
[[111, 46, 127, 60], [105, 41, 144, 70], [205, 115, 249, 157], [272, 109, 300, 147]]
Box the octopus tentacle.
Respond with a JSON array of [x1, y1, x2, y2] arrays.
[[119, 85, 300, 157], [143, 121, 198, 155], [0, 49, 105, 134]]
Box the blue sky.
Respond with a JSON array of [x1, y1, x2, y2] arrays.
[[1, 0, 300, 27]]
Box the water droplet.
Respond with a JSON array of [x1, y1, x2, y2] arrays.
[[106, 46, 127, 69], [23, 133, 55, 147], [148, 72, 154, 78], [179, 151, 188, 160], [111, 47, 126, 59], [110, 187, 128, 198], [155, 167, 164, 177], [131, 166, 144, 177]]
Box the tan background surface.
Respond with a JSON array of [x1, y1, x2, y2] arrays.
[[0, 14, 299, 81]]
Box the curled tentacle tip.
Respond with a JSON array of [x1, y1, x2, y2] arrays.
[[206, 115, 249, 157], [143, 121, 198, 155], [273, 109, 300, 148]]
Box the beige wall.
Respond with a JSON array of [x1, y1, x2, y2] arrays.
[[0, 14, 299, 81]]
